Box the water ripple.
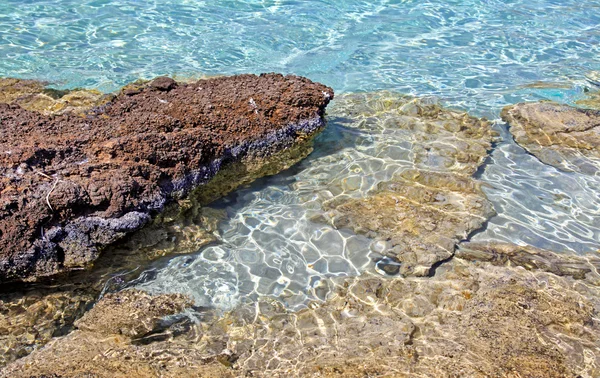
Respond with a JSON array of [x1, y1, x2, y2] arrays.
[[473, 122, 600, 253]]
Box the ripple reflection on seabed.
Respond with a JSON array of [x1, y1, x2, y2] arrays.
[[133, 92, 497, 311], [472, 117, 600, 253]]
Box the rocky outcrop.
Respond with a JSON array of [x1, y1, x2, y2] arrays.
[[0, 74, 333, 282], [501, 101, 600, 174], [2, 90, 599, 377]]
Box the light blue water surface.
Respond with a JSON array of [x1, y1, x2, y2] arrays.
[[2, 0, 600, 308], [2, 0, 600, 114]]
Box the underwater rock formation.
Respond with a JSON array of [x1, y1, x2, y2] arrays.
[[0, 286, 95, 367], [314, 92, 497, 276], [458, 241, 600, 280], [502, 101, 600, 174], [321, 169, 494, 276], [576, 91, 600, 110], [0, 74, 333, 283], [4, 247, 599, 378], [327, 92, 496, 176], [0, 289, 235, 378], [0, 77, 109, 115]]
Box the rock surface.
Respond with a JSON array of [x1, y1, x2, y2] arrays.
[[313, 92, 497, 276], [74, 289, 192, 337], [0, 74, 333, 282], [0, 77, 108, 115], [3, 246, 599, 378], [502, 101, 600, 174], [321, 169, 494, 276], [2, 91, 598, 377]]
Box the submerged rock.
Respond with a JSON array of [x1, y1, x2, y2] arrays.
[[0, 77, 109, 115], [576, 89, 600, 110], [1, 289, 233, 378], [328, 92, 496, 175], [0, 74, 333, 283], [321, 169, 494, 276], [501, 101, 600, 174], [585, 71, 600, 88], [0, 287, 95, 367], [74, 289, 192, 338], [458, 241, 600, 281], [312, 92, 498, 276], [4, 249, 599, 378]]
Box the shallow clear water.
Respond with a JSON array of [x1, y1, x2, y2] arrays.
[[2, 0, 599, 106], [134, 103, 427, 310], [3, 0, 600, 309]]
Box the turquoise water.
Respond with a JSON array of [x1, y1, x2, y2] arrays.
[[3, 0, 600, 309], [2, 0, 599, 112]]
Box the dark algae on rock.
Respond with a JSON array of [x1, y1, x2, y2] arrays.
[[0, 73, 333, 283]]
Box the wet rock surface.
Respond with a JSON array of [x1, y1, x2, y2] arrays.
[[502, 101, 600, 174], [0, 73, 333, 283], [4, 247, 599, 378], [0, 77, 109, 115], [74, 289, 192, 337], [321, 169, 494, 276], [312, 92, 497, 276]]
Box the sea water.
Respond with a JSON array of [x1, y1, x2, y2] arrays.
[[2, 0, 600, 310]]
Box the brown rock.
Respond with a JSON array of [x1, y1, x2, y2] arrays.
[[0, 73, 333, 282], [149, 76, 177, 91]]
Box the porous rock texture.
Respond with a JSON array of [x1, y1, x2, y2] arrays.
[[0, 74, 333, 282], [501, 101, 600, 174]]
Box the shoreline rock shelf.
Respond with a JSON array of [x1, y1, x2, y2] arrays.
[[4, 243, 599, 378], [2, 87, 600, 377], [318, 92, 498, 276], [0, 74, 334, 283]]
